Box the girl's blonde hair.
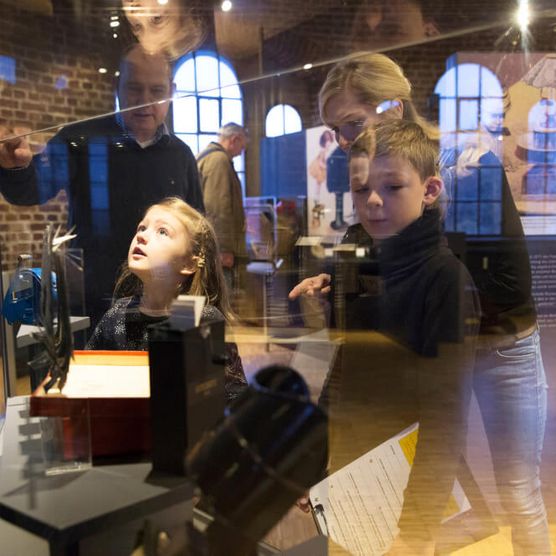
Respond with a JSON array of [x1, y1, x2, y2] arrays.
[[114, 197, 232, 319], [319, 52, 439, 140]]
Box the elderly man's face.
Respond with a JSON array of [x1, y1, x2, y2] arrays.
[[118, 49, 173, 142]]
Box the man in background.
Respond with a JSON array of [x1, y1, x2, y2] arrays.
[[197, 123, 248, 291]]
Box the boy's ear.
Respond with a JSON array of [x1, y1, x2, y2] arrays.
[[423, 176, 443, 206]]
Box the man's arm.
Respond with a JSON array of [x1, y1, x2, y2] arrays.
[[0, 131, 68, 206]]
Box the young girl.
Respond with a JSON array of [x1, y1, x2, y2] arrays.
[[86, 197, 248, 403]]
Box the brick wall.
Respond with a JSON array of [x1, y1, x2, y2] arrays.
[[0, 4, 117, 270]]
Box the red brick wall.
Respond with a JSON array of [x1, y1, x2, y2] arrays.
[[0, 4, 117, 269]]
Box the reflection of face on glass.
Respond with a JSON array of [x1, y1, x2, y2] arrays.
[[349, 154, 430, 240], [351, 0, 439, 51], [118, 47, 173, 142], [481, 98, 507, 136], [122, 0, 204, 59], [128, 206, 191, 285], [323, 90, 401, 151]]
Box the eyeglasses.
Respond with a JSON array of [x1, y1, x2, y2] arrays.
[[330, 120, 367, 142]]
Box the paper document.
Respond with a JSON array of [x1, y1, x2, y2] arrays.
[[309, 423, 471, 555]]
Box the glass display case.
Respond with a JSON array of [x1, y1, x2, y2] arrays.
[[1, 0, 556, 554]]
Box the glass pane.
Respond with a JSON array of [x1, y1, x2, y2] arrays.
[[284, 105, 302, 134], [266, 105, 285, 137], [439, 98, 457, 133], [196, 55, 219, 97], [173, 95, 198, 133], [219, 62, 242, 99], [198, 134, 218, 153], [480, 66, 503, 98], [177, 133, 199, 155], [234, 153, 245, 172], [459, 100, 479, 130], [457, 64, 480, 97], [199, 98, 220, 132], [221, 99, 243, 126], [174, 58, 196, 93], [434, 67, 456, 98]]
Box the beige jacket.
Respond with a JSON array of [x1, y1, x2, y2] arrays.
[[197, 142, 247, 258]]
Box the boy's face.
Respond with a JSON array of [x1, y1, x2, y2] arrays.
[[349, 153, 436, 240]]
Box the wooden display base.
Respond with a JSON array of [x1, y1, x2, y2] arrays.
[[30, 350, 151, 458]]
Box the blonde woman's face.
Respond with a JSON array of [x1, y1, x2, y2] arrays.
[[324, 90, 396, 151]]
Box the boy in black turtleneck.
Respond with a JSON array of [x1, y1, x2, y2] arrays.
[[316, 121, 481, 554]]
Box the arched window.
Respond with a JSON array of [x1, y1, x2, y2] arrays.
[[265, 104, 302, 137], [173, 50, 245, 189], [434, 62, 504, 235]]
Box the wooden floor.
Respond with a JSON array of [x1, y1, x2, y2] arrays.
[[10, 324, 556, 554]]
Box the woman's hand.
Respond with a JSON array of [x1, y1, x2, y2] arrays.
[[288, 274, 332, 300]]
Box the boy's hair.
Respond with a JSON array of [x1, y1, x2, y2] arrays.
[[319, 53, 439, 141], [350, 120, 446, 210], [114, 197, 232, 319], [350, 119, 439, 180]]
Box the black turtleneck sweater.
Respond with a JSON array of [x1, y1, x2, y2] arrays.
[[326, 209, 480, 542]]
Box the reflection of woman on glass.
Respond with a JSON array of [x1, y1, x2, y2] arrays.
[[295, 53, 550, 555], [121, 0, 205, 59], [308, 130, 334, 225]]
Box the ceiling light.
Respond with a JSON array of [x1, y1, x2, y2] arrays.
[[110, 20, 120, 28], [303, 63, 313, 70], [98, 68, 108, 74], [221, 1, 232, 12], [516, 0, 530, 31], [110, 15, 119, 21], [115, 71, 121, 77], [158, 0, 169, 4]]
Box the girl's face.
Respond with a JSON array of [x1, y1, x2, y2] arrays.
[[128, 206, 192, 284], [323, 89, 402, 151]]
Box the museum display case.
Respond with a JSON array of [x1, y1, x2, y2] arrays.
[[1, 0, 556, 554]]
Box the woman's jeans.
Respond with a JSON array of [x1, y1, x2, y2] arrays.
[[474, 329, 551, 555]]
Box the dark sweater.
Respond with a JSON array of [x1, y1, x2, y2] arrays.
[[0, 116, 204, 325], [325, 209, 480, 541], [85, 296, 248, 403], [441, 149, 536, 334]]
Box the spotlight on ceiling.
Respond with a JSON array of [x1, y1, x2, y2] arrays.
[[221, 0, 232, 12], [516, 0, 530, 31]]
